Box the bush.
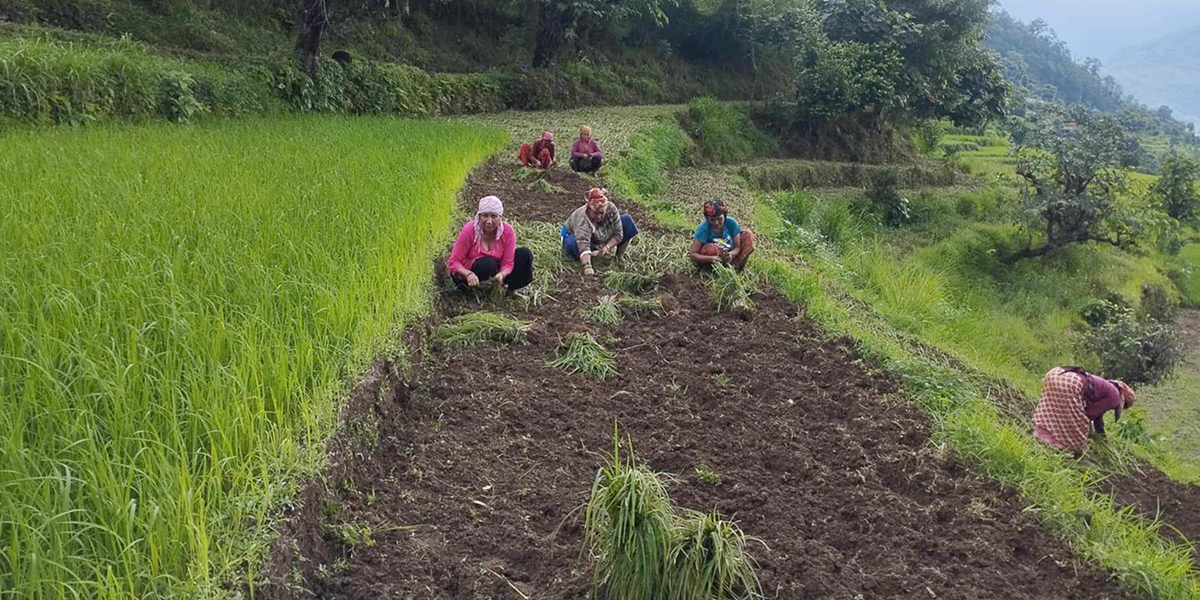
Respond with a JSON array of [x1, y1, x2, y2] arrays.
[[1086, 313, 1181, 386], [680, 96, 776, 164], [1079, 294, 1132, 328], [912, 120, 946, 154], [866, 168, 911, 226], [1139, 283, 1177, 324], [739, 161, 960, 191]]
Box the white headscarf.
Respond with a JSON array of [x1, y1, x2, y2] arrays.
[[474, 195, 504, 243]]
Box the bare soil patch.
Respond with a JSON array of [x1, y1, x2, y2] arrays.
[[257, 161, 1143, 600]]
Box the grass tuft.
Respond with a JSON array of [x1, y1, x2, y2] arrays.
[[435, 312, 532, 347], [604, 272, 660, 295], [619, 295, 664, 317], [668, 510, 762, 600], [580, 295, 624, 325], [710, 264, 756, 312], [550, 332, 617, 380], [528, 178, 570, 194]]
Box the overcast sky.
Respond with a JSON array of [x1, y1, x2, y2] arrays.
[[996, 0, 1200, 61]]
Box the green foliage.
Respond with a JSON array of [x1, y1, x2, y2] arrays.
[[865, 168, 911, 226], [584, 433, 676, 600], [0, 33, 278, 125], [692, 464, 722, 486], [435, 312, 532, 347], [581, 295, 624, 325], [608, 119, 689, 206], [1153, 155, 1200, 228], [604, 271, 661, 295], [739, 160, 960, 191], [584, 430, 760, 600], [667, 510, 761, 600], [618, 295, 664, 317], [912, 120, 947, 155], [680, 96, 776, 164], [550, 332, 617, 379], [1005, 105, 1145, 262], [0, 116, 504, 598], [709, 264, 755, 312], [1085, 309, 1182, 386]]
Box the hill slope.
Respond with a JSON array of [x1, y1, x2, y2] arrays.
[[1106, 24, 1200, 127]]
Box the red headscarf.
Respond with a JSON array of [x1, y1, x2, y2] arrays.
[[703, 199, 727, 218], [586, 188, 609, 211]]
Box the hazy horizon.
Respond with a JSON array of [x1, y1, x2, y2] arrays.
[[996, 0, 1200, 62]]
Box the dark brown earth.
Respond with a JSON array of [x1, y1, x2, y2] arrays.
[[256, 162, 1146, 600], [1101, 464, 1200, 559]]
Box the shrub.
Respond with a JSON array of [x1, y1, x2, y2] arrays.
[[1086, 311, 1182, 386], [912, 120, 946, 154], [1139, 282, 1177, 324], [680, 96, 776, 164], [667, 510, 761, 600], [865, 168, 911, 226]]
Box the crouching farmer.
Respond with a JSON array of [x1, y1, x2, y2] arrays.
[[569, 126, 603, 173], [689, 200, 755, 272], [561, 188, 638, 276], [518, 131, 555, 169], [1033, 366, 1136, 458], [447, 196, 533, 295]]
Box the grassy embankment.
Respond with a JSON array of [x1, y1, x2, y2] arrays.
[[0, 116, 504, 598], [607, 101, 1200, 598]]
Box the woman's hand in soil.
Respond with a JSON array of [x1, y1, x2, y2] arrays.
[[465, 272, 480, 287], [494, 272, 506, 287], [719, 250, 732, 264]]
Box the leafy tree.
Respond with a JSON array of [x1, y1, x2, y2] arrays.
[[531, 0, 675, 66], [1153, 154, 1200, 227], [1004, 105, 1145, 263]]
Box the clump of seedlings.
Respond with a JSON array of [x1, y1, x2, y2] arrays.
[[528, 178, 570, 194], [692, 464, 722, 486], [618, 295, 664, 318], [549, 332, 617, 380], [584, 426, 761, 600], [434, 312, 531, 347], [580, 295, 623, 325], [709, 264, 755, 312], [604, 271, 660, 295]]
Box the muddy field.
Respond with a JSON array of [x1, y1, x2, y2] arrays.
[[257, 162, 1148, 600]]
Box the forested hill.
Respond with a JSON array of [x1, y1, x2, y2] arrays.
[[983, 9, 1196, 146], [1106, 25, 1200, 129]]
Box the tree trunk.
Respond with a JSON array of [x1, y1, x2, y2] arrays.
[[532, 0, 566, 68], [296, 0, 331, 79]]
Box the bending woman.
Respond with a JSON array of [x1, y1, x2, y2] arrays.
[[446, 195, 533, 294], [561, 188, 638, 276], [1033, 366, 1136, 457], [690, 200, 755, 271]]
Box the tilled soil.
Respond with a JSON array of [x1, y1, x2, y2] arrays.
[[1101, 465, 1200, 560], [258, 163, 1144, 600]]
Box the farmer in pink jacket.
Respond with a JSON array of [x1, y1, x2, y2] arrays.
[[570, 126, 603, 173], [446, 196, 533, 295]]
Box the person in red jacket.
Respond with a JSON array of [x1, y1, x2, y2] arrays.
[[1033, 366, 1136, 457], [518, 131, 555, 169]]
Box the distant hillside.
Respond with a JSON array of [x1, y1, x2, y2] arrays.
[[1106, 24, 1200, 127]]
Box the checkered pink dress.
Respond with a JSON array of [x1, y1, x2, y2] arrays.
[[1033, 367, 1090, 453]]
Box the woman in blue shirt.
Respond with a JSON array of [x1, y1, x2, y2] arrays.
[[689, 199, 755, 271]]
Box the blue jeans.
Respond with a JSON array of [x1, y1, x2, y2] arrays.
[[561, 214, 638, 260]]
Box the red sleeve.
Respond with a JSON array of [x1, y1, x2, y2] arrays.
[[499, 223, 516, 276], [446, 222, 475, 274]]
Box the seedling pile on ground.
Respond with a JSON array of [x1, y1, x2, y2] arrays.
[[709, 264, 756, 312], [604, 271, 661, 295], [434, 311, 532, 347], [549, 332, 617, 380], [581, 295, 623, 325], [584, 433, 761, 600], [619, 295, 665, 317]]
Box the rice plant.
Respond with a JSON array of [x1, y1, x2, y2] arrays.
[[710, 264, 756, 312], [528, 178, 571, 194], [667, 510, 762, 600], [0, 116, 505, 598], [580, 295, 623, 325], [604, 271, 660, 295], [435, 312, 532, 347], [584, 431, 677, 600], [549, 332, 617, 380], [619, 295, 664, 317]]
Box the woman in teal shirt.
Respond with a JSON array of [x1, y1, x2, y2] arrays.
[[690, 200, 755, 271]]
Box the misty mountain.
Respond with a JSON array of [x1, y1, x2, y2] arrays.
[[1105, 25, 1200, 127]]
